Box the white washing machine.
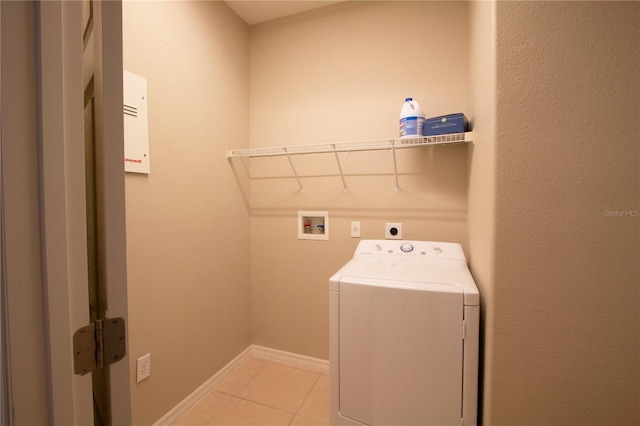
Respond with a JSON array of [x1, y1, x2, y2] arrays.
[[330, 240, 479, 426]]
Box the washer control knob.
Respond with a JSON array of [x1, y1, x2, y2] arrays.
[[400, 243, 414, 253]]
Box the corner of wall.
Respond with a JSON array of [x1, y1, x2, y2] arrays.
[[466, 0, 497, 422]]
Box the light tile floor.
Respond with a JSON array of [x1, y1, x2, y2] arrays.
[[173, 357, 330, 426]]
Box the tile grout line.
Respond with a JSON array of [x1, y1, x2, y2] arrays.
[[254, 356, 326, 376], [202, 391, 234, 426], [214, 358, 318, 418], [215, 391, 298, 417], [261, 359, 322, 417], [234, 357, 269, 396], [199, 357, 274, 426], [288, 371, 322, 425]]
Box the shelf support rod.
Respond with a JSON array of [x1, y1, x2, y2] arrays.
[[284, 148, 304, 193], [391, 140, 400, 192], [332, 144, 348, 193], [226, 157, 250, 210]]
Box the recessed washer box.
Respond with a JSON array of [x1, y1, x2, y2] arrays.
[[298, 211, 329, 240]]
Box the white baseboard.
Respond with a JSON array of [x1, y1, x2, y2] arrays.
[[153, 345, 329, 425], [250, 345, 329, 374]]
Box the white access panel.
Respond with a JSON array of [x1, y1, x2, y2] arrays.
[[123, 70, 150, 174], [339, 279, 464, 426]]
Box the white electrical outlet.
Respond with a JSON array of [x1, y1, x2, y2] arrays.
[[351, 221, 361, 238], [136, 353, 151, 383], [385, 223, 402, 239]]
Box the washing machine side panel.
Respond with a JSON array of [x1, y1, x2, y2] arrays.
[[339, 281, 464, 426], [331, 289, 365, 426], [330, 290, 343, 425], [462, 305, 480, 425]]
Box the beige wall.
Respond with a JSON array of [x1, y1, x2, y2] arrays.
[[248, 1, 471, 359], [122, 2, 251, 424], [488, 2, 639, 424]]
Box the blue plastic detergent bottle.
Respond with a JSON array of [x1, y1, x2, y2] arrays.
[[399, 97, 425, 138]]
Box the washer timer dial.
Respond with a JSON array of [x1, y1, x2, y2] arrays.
[[400, 243, 414, 253]]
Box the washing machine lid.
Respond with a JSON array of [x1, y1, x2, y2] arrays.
[[330, 240, 479, 305]]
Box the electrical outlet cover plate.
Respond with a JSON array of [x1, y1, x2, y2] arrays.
[[385, 223, 402, 239], [351, 221, 361, 238], [136, 354, 151, 383]]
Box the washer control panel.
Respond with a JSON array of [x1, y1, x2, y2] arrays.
[[354, 240, 466, 262]]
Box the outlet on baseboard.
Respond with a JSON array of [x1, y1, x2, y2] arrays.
[[137, 353, 151, 383]]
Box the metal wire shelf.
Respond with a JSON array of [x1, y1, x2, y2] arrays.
[[226, 132, 472, 159], [226, 132, 472, 195]]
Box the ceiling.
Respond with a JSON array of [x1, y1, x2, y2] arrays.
[[225, 1, 342, 25]]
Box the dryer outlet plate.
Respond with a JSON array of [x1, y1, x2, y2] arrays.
[[385, 223, 402, 239]]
